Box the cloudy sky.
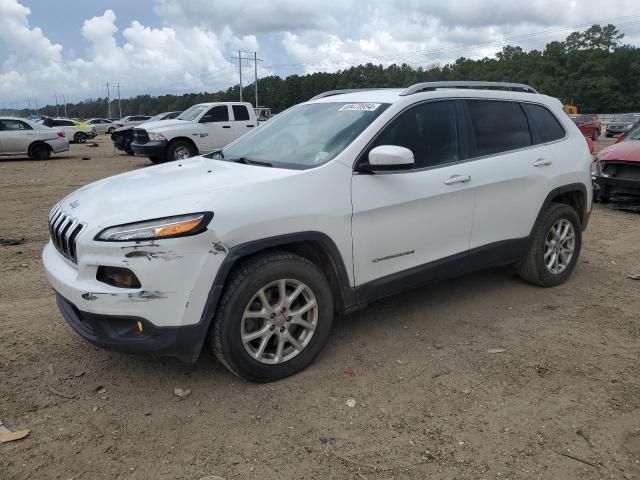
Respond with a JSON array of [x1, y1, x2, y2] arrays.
[[2, 0, 640, 108]]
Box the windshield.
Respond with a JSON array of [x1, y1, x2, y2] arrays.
[[221, 102, 390, 169], [177, 105, 207, 121], [624, 126, 640, 141], [614, 114, 640, 123]]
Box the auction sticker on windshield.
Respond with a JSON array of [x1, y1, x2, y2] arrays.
[[339, 103, 381, 112]]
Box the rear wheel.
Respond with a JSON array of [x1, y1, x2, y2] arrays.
[[167, 140, 196, 162], [29, 143, 51, 160], [107, 127, 115, 134], [517, 203, 582, 287], [592, 129, 600, 141], [211, 252, 334, 382], [74, 132, 87, 143]]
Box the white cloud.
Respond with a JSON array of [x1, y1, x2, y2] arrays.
[[1, 0, 640, 104]]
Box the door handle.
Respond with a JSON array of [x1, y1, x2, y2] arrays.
[[533, 158, 552, 167], [222, 126, 231, 129], [444, 174, 471, 185]]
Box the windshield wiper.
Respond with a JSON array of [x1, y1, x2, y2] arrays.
[[230, 157, 273, 167], [206, 149, 224, 159]]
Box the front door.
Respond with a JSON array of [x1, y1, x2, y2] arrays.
[[351, 100, 475, 288], [198, 105, 233, 152], [0, 119, 33, 154]]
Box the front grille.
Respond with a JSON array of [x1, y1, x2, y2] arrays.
[[48, 205, 86, 264], [603, 162, 640, 181], [133, 128, 149, 144]]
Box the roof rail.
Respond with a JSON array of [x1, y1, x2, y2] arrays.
[[399, 81, 538, 96], [310, 88, 389, 100]]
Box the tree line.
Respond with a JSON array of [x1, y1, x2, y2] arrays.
[[11, 24, 640, 118]]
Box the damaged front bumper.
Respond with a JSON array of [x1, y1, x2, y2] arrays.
[[42, 234, 227, 361], [594, 161, 640, 199]]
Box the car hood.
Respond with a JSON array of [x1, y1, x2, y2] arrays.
[[113, 125, 134, 133], [135, 119, 187, 131], [598, 141, 640, 162], [56, 156, 299, 229]]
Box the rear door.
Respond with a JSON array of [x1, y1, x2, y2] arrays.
[[198, 105, 232, 151], [463, 99, 564, 253], [230, 104, 256, 140], [0, 119, 34, 154]]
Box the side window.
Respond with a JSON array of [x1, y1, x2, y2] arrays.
[[523, 103, 566, 144], [0, 120, 32, 130], [368, 100, 459, 169], [232, 105, 250, 121], [467, 100, 531, 156], [200, 106, 229, 123]]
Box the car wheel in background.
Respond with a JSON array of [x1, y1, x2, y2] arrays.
[[107, 127, 115, 134], [167, 140, 195, 161], [149, 156, 165, 164], [517, 203, 582, 287], [211, 252, 334, 382], [29, 143, 51, 160], [74, 132, 87, 143], [592, 129, 600, 141]]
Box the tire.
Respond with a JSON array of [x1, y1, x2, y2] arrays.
[[517, 203, 582, 287], [149, 156, 165, 164], [107, 127, 115, 134], [29, 143, 51, 160], [211, 252, 334, 382], [592, 129, 600, 141], [74, 132, 87, 143], [167, 140, 196, 162]]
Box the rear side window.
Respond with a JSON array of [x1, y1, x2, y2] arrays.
[[523, 104, 566, 143], [232, 105, 250, 121], [466, 100, 531, 156], [0, 119, 32, 130]]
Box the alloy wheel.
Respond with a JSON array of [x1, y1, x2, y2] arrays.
[[544, 219, 575, 274]]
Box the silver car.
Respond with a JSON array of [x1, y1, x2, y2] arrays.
[[0, 117, 70, 160]]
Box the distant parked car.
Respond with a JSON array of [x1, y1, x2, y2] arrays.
[[48, 118, 96, 143], [570, 114, 601, 140], [614, 120, 640, 143], [113, 115, 153, 128], [85, 118, 116, 135], [0, 117, 69, 159], [111, 111, 181, 155], [594, 126, 640, 201], [606, 113, 640, 137]]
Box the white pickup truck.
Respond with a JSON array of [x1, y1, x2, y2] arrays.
[[130, 102, 257, 163]]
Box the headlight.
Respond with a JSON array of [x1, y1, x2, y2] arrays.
[[95, 212, 213, 242], [148, 132, 166, 141]]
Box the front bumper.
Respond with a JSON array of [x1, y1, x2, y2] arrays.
[[42, 231, 227, 361], [56, 294, 208, 361], [594, 174, 640, 196], [131, 140, 167, 158]]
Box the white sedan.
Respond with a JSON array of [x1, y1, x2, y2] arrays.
[[0, 117, 69, 160], [49, 118, 96, 143], [85, 118, 116, 135]]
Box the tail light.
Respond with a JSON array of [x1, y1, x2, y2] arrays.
[[57, 131, 65, 138]]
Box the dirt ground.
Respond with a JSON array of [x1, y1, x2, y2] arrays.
[[1, 135, 639, 480]]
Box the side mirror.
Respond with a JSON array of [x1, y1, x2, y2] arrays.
[[365, 145, 414, 171]]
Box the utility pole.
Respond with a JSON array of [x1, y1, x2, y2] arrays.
[[116, 82, 122, 119], [55, 94, 59, 117], [103, 82, 112, 119], [230, 51, 263, 105], [62, 95, 67, 117], [27, 99, 31, 116]]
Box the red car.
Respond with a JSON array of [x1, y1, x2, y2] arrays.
[[594, 126, 640, 201], [570, 114, 601, 140]]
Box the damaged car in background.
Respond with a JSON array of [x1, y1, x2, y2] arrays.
[[594, 126, 640, 207], [111, 111, 181, 155]]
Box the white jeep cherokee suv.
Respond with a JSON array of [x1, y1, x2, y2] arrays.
[[43, 82, 592, 382]]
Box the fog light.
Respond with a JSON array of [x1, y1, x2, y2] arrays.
[[96, 266, 141, 289]]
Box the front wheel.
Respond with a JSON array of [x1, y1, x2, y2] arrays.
[[74, 132, 87, 143], [107, 127, 115, 134], [517, 203, 582, 287], [211, 252, 334, 382], [167, 140, 196, 162]]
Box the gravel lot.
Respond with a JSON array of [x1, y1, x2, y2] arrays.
[[1, 135, 639, 480]]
